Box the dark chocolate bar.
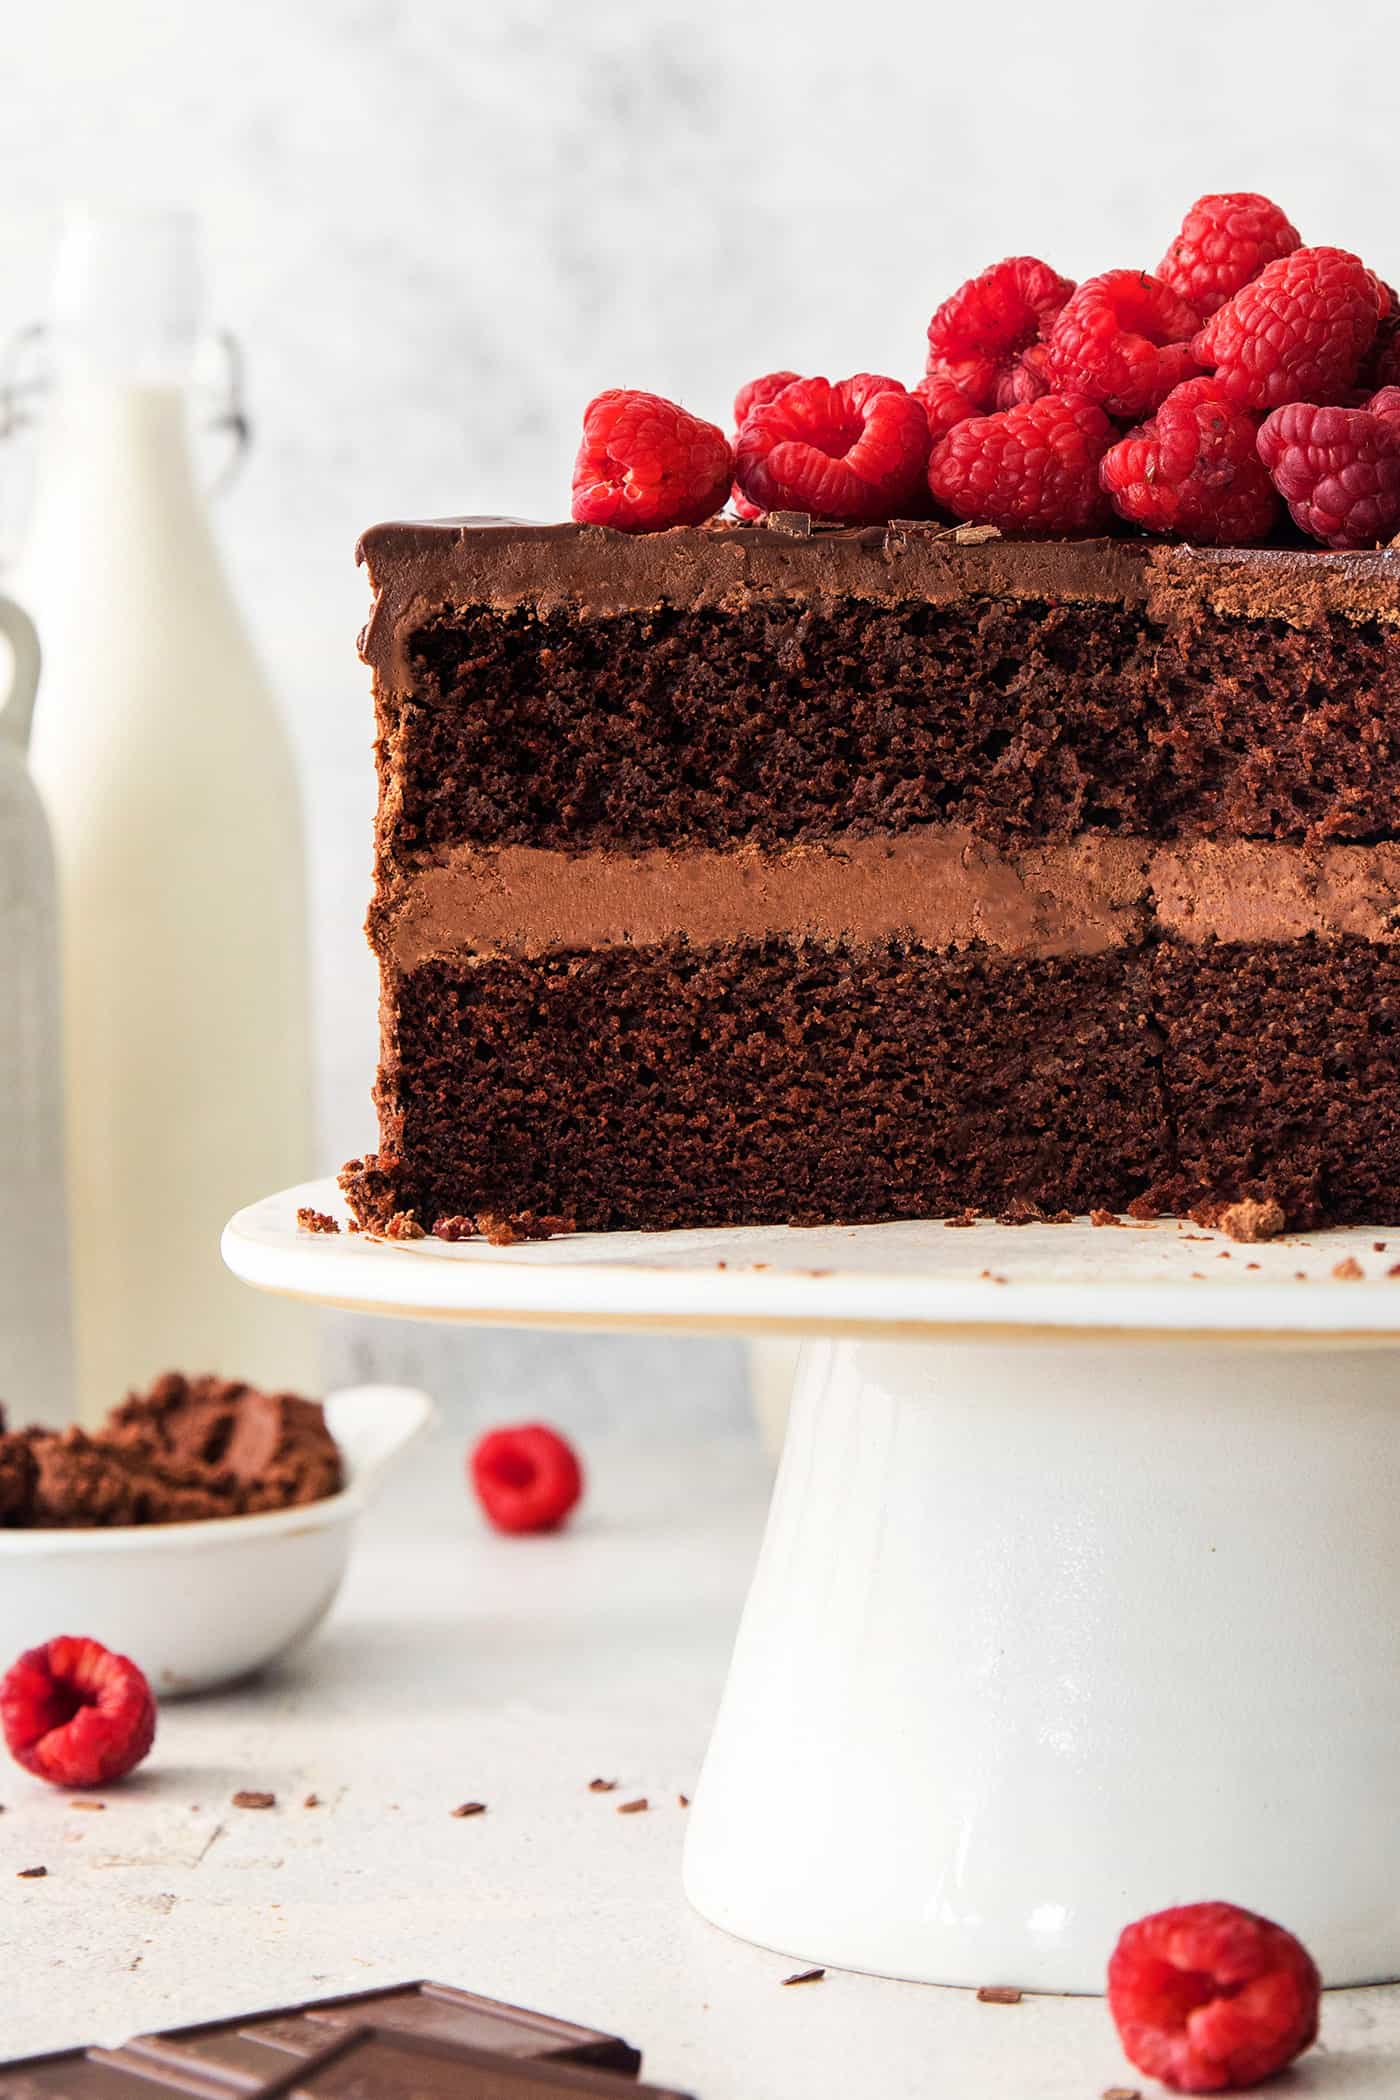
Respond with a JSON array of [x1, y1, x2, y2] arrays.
[[120, 1983, 639, 2081], [0, 1985, 657, 2100], [0, 2049, 244, 2100], [256, 2028, 689, 2099]]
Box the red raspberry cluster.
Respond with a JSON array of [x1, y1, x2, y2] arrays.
[[571, 192, 1400, 548]]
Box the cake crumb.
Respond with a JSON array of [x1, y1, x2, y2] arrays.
[[1090, 1209, 1122, 1227], [1389, 1264, 1400, 1278], [781, 1968, 825, 1986], [473, 1210, 576, 1247], [296, 1207, 340, 1235], [1216, 1196, 1286, 1244], [302, 1794, 321, 1809], [976, 1985, 1022, 2004], [231, 1789, 276, 1810], [385, 1211, 426, 1241], [996, 1197, 1044, 1226], [943, 1208, 977, 1228], [678, 1793, 690, 1808], [1126, 1195, 1160, 1222], [1333, 1257, 1365, 1280]]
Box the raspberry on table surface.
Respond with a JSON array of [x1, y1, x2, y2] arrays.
[[571, 389, 732, 533], [1, 1635, 156, 1789], [470, 1422, 584, 1535], [925, 255, 1075, 411], [734, 373, 930, 524], [1044, 269, 1203, 419], [1194, 246, 1386, 410], [1107, 1900, 1320, 2093], [1100, 378, 1278, 545], [1157, 192, 1301, 319], [1257, 389, 1400, 548], [928, 392, 1114, 537]]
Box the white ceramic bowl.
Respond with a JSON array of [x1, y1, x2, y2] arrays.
[[0, 1384, 434, 1696]]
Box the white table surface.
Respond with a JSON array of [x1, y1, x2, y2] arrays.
[[4, 1420, 1400, 2096]]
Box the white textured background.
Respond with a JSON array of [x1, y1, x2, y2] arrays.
[[2, 0, 1397, 1418]]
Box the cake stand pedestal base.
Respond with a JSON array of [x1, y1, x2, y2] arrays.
[[683, 1333, 1400, 1990]]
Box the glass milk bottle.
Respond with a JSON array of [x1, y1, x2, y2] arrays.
[[16, 207, 315, 1416], [0, 595, 72, 1425]]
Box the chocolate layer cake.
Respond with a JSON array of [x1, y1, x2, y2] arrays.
[[342, 516, 1400, 1235]]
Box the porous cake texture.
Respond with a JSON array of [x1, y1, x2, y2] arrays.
[[342, 516, 1400, 1236]]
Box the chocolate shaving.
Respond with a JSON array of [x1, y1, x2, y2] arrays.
[[450, 1801, 487, 1818], [587, 1777, 618, 1793], [616, 1797, 648, 1815], [231, 1789, 276, 1810], [766, 510, 813, 537], [781, 1967, 825, 1986], [976, 1984, 1022, 2003], [17, 1865, 46, 1878]]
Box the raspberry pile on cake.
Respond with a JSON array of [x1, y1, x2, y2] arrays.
[[342, 192, 1400, 1239]]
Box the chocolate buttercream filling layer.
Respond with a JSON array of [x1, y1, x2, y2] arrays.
[[376, 828, 1400, 968]]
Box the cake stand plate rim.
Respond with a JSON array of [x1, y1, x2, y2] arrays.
[[221, 1179, 1400, 1341]]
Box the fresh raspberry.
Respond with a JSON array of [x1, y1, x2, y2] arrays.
[[1157, 193, 1302, 319], [914, 374, 981, 445], [1194, 247, 1386, 410], [470, 1423, 583, 1534], [993, 340, 1052, 410], [1044, 270, 1203, 419], [925, 256, 1075, 411], [927, 393, 1114, 536], [1107, 1900, 1320, 2092], [733, 370, 801, 429], [571, 390, 732, 533], [1, 1636, 156, 1788], [1257, 389, 1400, 547], [734, 374, 930, 523], [1360, 290, 1400, 391], [730, 372, 801, 518], [1100, 378, 1278, 544]]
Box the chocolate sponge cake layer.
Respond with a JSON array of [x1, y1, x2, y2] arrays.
[[388, 596, 1400, 853], [344, 934, 1400, 1235], [361, 519, 1400, 858]]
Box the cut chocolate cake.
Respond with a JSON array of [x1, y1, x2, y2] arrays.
[[342, 515, 1400, 1236]]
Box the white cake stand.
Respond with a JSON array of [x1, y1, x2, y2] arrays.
[[224, 1180, 1400, 1993]]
